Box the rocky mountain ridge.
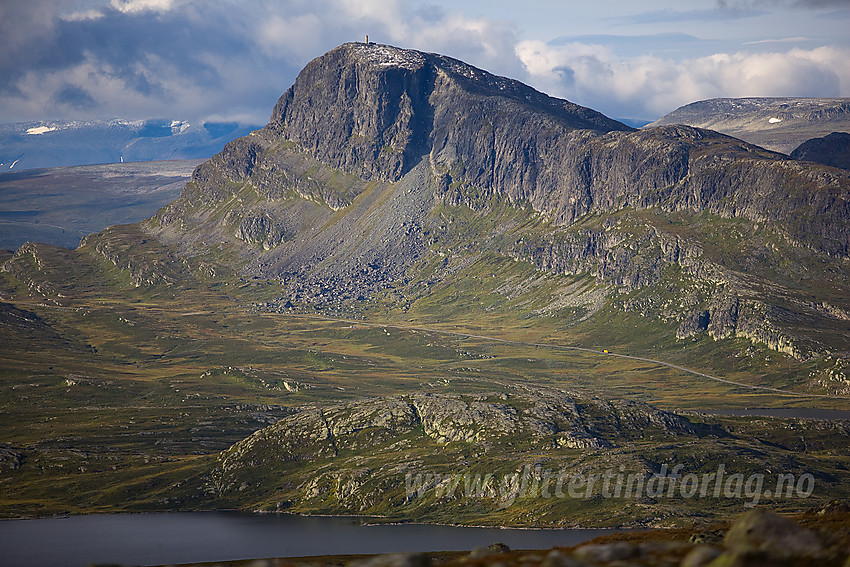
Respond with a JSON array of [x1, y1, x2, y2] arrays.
[[200, 46, 850, 249], [138, 44, 850, 364]]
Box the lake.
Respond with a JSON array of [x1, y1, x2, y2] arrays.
[[0, 512, 615, 567]]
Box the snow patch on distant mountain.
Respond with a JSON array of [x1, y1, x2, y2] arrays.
[[170, 120, 191, 134], [26, 126, 58, 135]]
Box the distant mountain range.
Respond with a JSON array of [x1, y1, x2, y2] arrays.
[[648, 97, 850, 155], [0, 119, 261, 171]]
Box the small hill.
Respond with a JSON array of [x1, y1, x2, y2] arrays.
[[791, 131, 850, 170], [647, 97, 850, 154], [204, 388, 850, 526]]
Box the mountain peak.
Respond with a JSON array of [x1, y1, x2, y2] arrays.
[[269, 42, 632, 183]]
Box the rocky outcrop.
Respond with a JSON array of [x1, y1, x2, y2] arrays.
[[676, 310, 710, 339], [0, 444, 23, 471], [510, 222, 704, 293], [209, 389, 695, 496], [411, 394, 520, 443], [188, 137, 265, 204], [228, 210, 287, 250], [722, 508, 823, 559]]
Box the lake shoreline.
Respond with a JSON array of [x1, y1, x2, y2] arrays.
[[0, 511, 621, 567]]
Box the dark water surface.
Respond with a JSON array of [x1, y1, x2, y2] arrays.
[[0, 512, 614, 567]]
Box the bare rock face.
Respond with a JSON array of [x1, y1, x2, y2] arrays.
[[230, 211, 286, 250], [411, 393, 521, 443], [677, 310, 710, 339]]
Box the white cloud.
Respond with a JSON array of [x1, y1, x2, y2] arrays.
[[110, 0, 175, 13], [743, 36, 811, 44], [336, 0, 407, 34], [516, 40, 850, 118], [60, 9, 106, 22], [258, 13, 324, 61], [406, 12, 520, 75], [250, 0, 519, 76]]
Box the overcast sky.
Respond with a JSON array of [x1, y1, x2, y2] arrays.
[[1, 0, 849, 125]]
